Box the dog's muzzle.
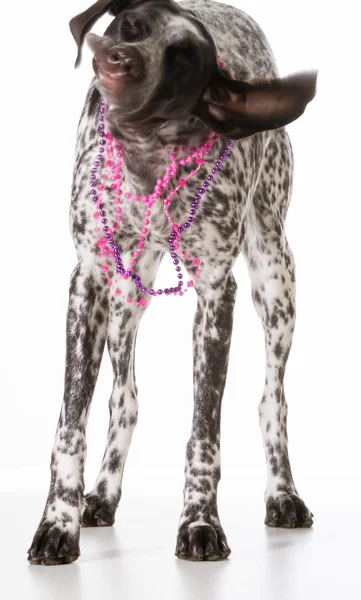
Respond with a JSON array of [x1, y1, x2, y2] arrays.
[[93, 45, 145, 88]]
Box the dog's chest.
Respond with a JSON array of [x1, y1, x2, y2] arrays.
[[71, 134, 247, 261]]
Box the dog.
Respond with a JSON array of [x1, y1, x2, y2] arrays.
[[28, 0, 316, 565]]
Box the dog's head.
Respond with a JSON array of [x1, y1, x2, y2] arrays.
[[70, 0, 317, 139]]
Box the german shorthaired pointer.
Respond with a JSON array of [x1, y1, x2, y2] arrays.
[[28, 0, 316, 565]]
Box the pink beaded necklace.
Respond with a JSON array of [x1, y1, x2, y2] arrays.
[[90, 58, 233, 306]]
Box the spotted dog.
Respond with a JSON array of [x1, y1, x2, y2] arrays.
[[28, 0, 316, 565]]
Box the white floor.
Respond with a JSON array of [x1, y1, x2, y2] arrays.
[[1, 478, 359, 600]]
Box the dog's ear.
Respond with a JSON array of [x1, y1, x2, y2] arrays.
[[69, 0, 135, 67], [195, 70, 317, 140]]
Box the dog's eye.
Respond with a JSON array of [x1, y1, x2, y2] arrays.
[[121, 17, 149, 42], [166, 43, 195, 70]]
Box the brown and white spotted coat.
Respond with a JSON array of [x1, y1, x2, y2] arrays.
[[28, 0, 315, 565]]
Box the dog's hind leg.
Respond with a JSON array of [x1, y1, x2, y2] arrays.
[[81, 249, 163, 527], [175, 269, 236, 561], [243, 131, 313, 528], [27, 263, 109, 565]]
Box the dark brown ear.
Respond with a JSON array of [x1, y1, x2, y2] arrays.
[[196, 71, 317, 139], [69, 0, 111, 67]]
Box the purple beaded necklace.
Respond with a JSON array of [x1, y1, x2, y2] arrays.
[[90, 103, 233, 306]]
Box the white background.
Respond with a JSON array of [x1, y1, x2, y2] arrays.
[[1, 0, 360, 598]]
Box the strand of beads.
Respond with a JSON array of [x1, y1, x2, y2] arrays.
[[90, 102, 233, 305], [94, 100, 218, 288]]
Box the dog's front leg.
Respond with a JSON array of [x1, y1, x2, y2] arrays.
[[28, 264, 109, 565], [175, 273, 236, 561]]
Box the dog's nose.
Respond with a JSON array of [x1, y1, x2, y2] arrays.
[[107, 46, 145, 80]]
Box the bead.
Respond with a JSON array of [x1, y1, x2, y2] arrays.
[[143, 219, 150, 225], [227, 140, 233, 146], [125, 192, 131, 199], [139, 298, 147, 306], [225, 148, 231, 155], [184, 223, 190, 229], [141, 228, 148, 234], [157, 289, 163, 295], [207, 175, 213, 181], [115, 289, 121, 295], [194, 194, 201, 200], [188, 217, 194, 223], [199, 189, 205, 194], [173, 259, 179, 265], [203, 181, 209, 188], [133, 194, 140, 201], [178, 226, 184, 233], [193, 258, 200, 265], [220, 154, 226, 161], [127, 297, 133, 303], [190, 209, 196, 215], [176, 266, 181, 272], [216, 161, 222, 167], [187, 280, 194, 287], [141, 287, 148, 294]]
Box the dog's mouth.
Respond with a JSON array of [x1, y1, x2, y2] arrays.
[[93, 60, 130, 95]]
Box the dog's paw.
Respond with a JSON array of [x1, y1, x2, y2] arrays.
[[265, 493, 313, 528], [175, 523, 231, 561], [27, 520, 80, 565], [81, 493, 115, 527]]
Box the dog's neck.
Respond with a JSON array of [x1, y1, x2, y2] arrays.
[[104, 111, 211, 189]]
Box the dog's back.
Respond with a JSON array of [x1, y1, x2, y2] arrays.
[[181, 0, 278, 79]]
